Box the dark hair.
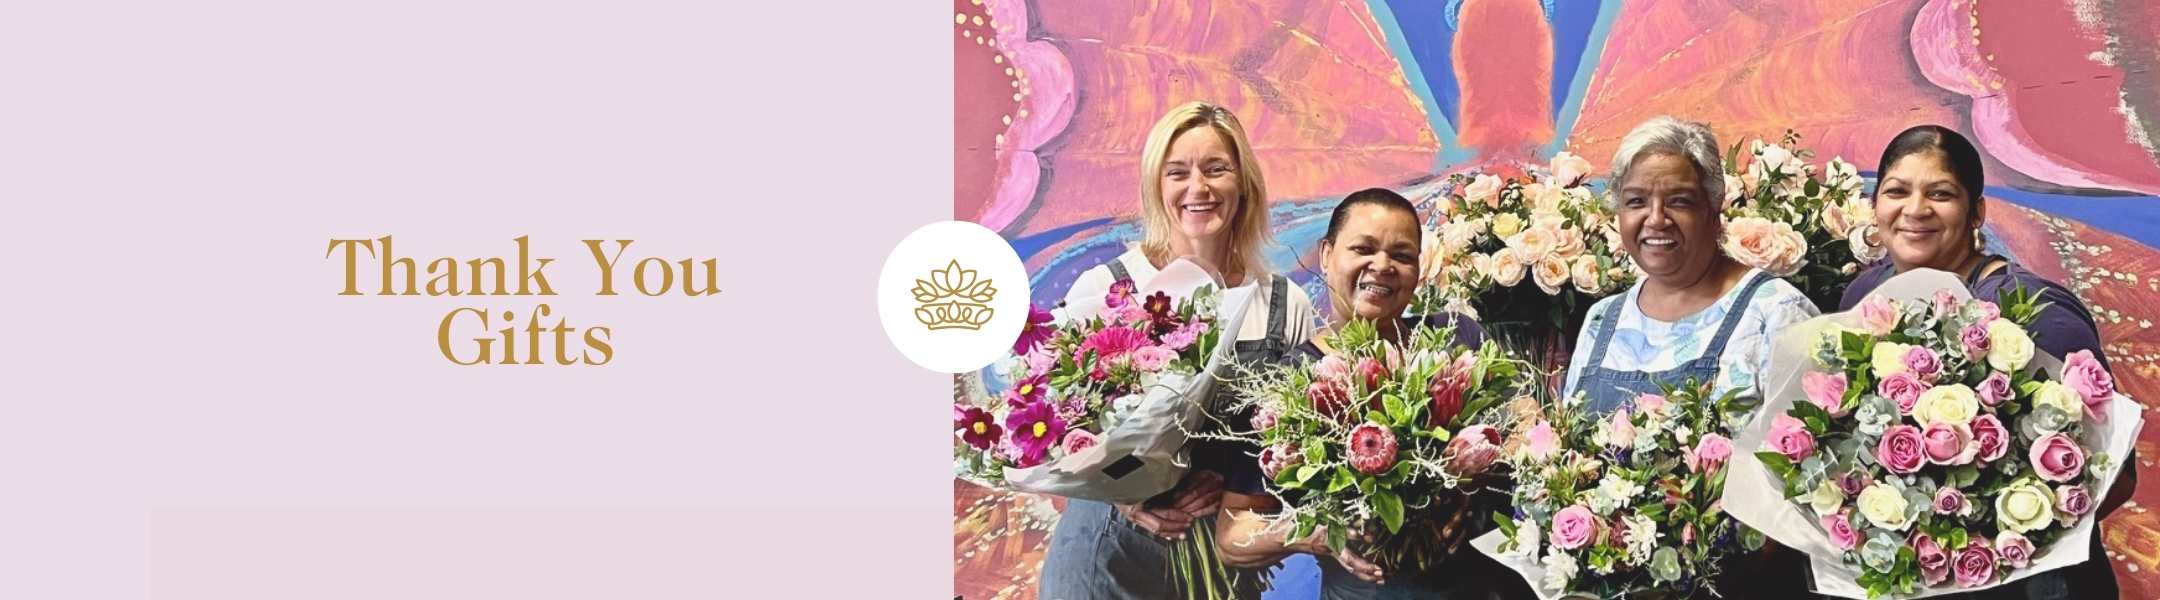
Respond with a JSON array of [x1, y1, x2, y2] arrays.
[[1874, 125, 1985, 208], [1322, 187, 1419, 245]]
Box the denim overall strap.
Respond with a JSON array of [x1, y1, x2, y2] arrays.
[[1583, 288, 1632, 369], [1106, 258, 1132, 283], [1696, 271, 1777, 363]]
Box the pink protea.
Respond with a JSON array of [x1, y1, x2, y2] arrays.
[[1258, 443, 1301, 480], [1309, 379, 1356, 422], [1347, 422, 1399, 475], [1355, 357, 1390, 393], [1426, 352, 1476, 428], [1444, 425, 1503, 476]]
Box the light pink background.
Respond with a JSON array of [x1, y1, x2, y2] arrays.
[[0, 1, 950, 598]]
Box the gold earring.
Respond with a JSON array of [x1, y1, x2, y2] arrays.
[[1972, 227, 1986, 253]]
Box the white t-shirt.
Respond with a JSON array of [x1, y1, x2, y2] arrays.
[[1061, 248, 1316, 347], [1561, 268, 1819, 401]]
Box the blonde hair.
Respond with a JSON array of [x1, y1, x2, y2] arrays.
[[1137, 101, 1272, 281]]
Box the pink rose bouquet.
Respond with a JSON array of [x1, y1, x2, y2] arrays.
[[1746, 286, 2133, 597]]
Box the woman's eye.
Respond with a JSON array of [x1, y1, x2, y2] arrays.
[[1207, 165, 1231, 175], [1392, 253, 1416, 264], [1351, 245, 1375, 254], [1623, 196, 1646, 207], [1166, 170, 1188, 179]]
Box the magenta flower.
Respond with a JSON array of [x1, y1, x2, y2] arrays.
[[1346, 422, 1399, 475], [1079, 326, 1151, 364], [1009, 375, 1047, 405], [1004, 400, 1066, 468], [1105, 278, 1137, 309], [955, 405, 1003, 451], [1013, 305, 1055, 355], [2030, 433, 2087, 482]]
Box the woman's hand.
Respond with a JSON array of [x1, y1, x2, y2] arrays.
[[1117, 503, 1195, 540], [1119, 471, 1227, 541], [1290, 527, 1385, 584]]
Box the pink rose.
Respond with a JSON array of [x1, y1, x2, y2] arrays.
[[1355, 357, 1389, 393], [1914, 532, 1951, 586], [2057, 484, 2095, 518], [1877, 424, 1927, 474], [1347, 422, 1399, 475], [1995, 532, 2035, 568], [1803, 371, 1850, 417], [1767, 415, 1817, 461], [1960, 324, 1993, 360], [1258, 443, 1300, 480], [1971, 414, 2009, 462], [1521, 420, 1559, 462], [1904, 346, 1944, 383], [1974, 300, 2001, 324], [2064, 350, 2115, 422], [1878, 373, 1928, 414], [1934, 289, 1961, 316], [1922, 422, 1977, 466], [1954, 541, 1999, 588], [1858, 294, 1900, 336], [1934, 486, 1968, 515], [1131, 345, 1177, 371], [1635, 393, 1668, 414], [1823, 511, 1861, 551], [1691, 433, 1735, 473], [1550, 505, 1600, 550], [1976, 372, 2013, 407], [1445, 424, 1504, 476], [1309, 380, 1355, 422], [1061, 429, 1101, 455], [2030, 433, 2087, 483], [1313, 355, 1351, 383]]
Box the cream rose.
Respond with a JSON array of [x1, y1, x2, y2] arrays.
[[1533, 256, 1570, 295], [1550, 151, 1594, 186], [1856, 483, 1913, 531], [1996, 480, 2056, 533], [1570, 255, 1604, 294], [1528, 182, 1566, 216], [1871, 342, 1915, 378], [1722, 173, 1746, 208], [1722, 216, 1808, 276], [1549, 226, 1587, 259], [1809, 478, 1847, 517], [1464, 174, 1503, 208], [1491, 249, 1527, 286], [1986, 319, 2036, 372], [1913, 384, 1980, 426], [1493, 212, 1525, 239], [1507, 226, 1557, 263], [2032, 381, 2085, 421]]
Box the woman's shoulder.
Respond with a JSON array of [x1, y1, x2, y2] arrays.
[[1837, 259, 1897, 311], [1976, 262, 2098, 321], [1746, 273, 1818, 313]]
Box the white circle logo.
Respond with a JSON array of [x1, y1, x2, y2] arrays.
[[877, 221, 1031, 373]]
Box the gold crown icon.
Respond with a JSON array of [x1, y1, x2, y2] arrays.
[[913, 260, 997, 331]]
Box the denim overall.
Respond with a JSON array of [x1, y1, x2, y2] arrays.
[[1036, 264, 1293, 600], [1573, 272, 1774, 415]]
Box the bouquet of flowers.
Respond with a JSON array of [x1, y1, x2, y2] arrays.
[[1226, 319, 1534, 577], [1719, 132, 1886, 311], [1474, 380, 1764, 599], [1409, 153, 1634, 365], [952, 259, 1253, 503], [1725, 269, 2143, 598]]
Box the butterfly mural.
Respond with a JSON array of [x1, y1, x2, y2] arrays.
[[954, 1, 2160, 597]]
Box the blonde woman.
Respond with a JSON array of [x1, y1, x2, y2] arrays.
[[1039, 101, 1318, 599]]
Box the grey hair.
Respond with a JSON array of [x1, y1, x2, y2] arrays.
[[1608, 116, 1724, 208]]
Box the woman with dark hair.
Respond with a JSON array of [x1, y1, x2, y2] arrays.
[[1826, 125, 2130, 600], [1210, 188, 1525, 599]]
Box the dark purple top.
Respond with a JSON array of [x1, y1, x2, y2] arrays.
[[1838, 258, 2108, 368]]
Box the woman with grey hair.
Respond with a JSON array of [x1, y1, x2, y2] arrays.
[[1560, 116, 1818, 415]]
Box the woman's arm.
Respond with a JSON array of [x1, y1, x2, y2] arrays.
[[1214, 492, 1298, 568]]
